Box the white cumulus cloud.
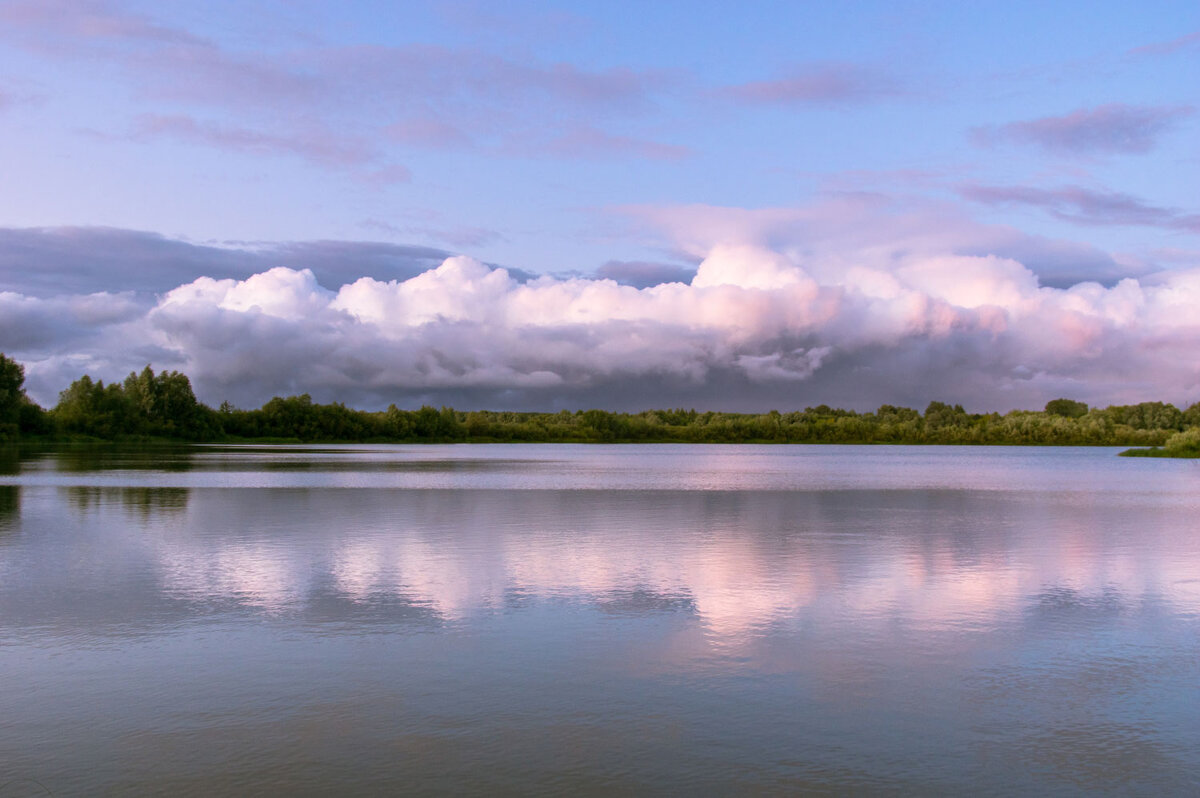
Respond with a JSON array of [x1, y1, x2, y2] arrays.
[[3, 212, 1200, 412]]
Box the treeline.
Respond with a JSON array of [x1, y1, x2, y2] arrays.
[[2, 353, 1199, 446]]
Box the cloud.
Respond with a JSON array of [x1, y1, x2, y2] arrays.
[[595, 260, 697, 288], [385, 118, 475, 149], [1128, 30, 1200, 57], [130, 253, 1200, 412], [0, 290, 143, 351], [0, 0, 205, 49], [3, 201, 1198, 413], [622, 194, 1136, 285], [133, 114, 384, 168], [0, 1, 681, 165], [542, 126, 691, 161], [358, 218, 505, 249], [4, 224, 1200, 413], [722, 62, 901, 105], [0, 226, 457, 297], [251, 240, 459, 287], [959, 184, 1200, 232], [972, 104, 1193, 155], [356, 164, 414, 187]]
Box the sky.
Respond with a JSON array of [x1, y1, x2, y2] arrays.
[[0, 0, 1198, 412]]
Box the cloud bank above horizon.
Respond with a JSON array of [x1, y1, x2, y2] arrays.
[[4, 201, 1199, 413]]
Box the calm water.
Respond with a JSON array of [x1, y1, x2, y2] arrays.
[[1, 444, 1198, 796]]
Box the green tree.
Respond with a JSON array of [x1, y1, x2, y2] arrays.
[[924, 401, 968, 434], [0, 354, 27, 440], [1107, 402, 1182, 430], [122, 365, 220, 440], [1181, 402, 1200, 428], [53, 375, 137, 438], [1045, 398, 1089, 418]]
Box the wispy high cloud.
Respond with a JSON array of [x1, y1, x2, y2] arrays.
[[384, 119, 475, 150], [1128, 30, 1200, 57], [133, 114, 388, 170], [542, 126, 691, 160], [722, 62, 901, 106], [971, 104, 1193, 155], [0, 0, 205, 49], [960, 184, 1200, 232], [0, 0, 682, 168]]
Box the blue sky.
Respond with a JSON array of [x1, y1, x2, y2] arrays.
[[1, 1, 1198, 410]]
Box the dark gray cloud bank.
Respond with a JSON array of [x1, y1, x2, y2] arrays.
[[1, 208, 1198, 413], [0, 227, 454, 297]]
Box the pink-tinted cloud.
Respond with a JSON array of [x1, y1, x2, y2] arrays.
[[8, 242, 1199, 413], [385, 118, 475, 149], [4, 204, 1200, 412], [723, 62, 901, 105], [0, 0, 679, 165], [356, 164, 414, 187], [0, 0, 206, 48], [141, 43, 661, 115], [623, 195, 1137, 286], [972, 104, 1193, 155], [133, 114, 382, 169], [1128, 30, 1200, 57], [544, 126, 691, 160], [0, 2, 659, 111], [960, 183, 1200, 232], [0, 2, 325, 113]]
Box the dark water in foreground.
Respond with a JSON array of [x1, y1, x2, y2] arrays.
[[0, 444, 1198, 796]]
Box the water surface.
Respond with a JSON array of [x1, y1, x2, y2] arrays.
[[1, 444, 1198, 795]]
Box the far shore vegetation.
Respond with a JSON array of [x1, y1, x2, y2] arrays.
[[1117, 428, 1200, 458], [1, 353, 1197, 455]]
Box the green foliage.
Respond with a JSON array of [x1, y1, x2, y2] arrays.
[[122, 366, 222, 439], [1045, 398, 1088, 418], [923, 401, 968, 432], [1120, 427, 1200, 458], [4, 352, 1199, 447], [1164, 428, 1200, 456], [53, 375, 134, 438], [0, 354, 27, 440], [51, 366, 219, 440], [1105, 401, 1183, 430], [1181, 402, 1200, 428], [17, 401, 53, 436], [254, 400, 1191, 447]]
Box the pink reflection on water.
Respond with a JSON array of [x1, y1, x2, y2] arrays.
[[134, 483, 1200, 646]]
